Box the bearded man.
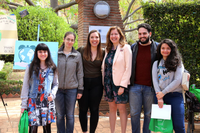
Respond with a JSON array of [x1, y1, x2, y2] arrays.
[[129, 23, 159, 133]]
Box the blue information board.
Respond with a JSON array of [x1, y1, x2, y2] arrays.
[[13, 41, 58, 70]]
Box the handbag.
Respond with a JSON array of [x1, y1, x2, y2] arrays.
[[18, 110, 29, 133], [149, 117, 173, 133], [182, 69, 190, 91], [149, 104, 173, 133]]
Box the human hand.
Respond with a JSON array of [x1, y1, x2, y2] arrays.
[[48, 94, 53, 101], [158, 99, 164, 108], [118, 87, 124, 95], [21, 108, 25, 113], [156, 92, 164, 100], [77, 93, 82, 99], [187, 73, 190, 81]]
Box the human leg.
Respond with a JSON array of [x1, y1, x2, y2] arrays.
[[29, 126, 38, 133], [65, 89, 78, 133], [89, 77, 103, 133], [163, 92, 185, 133], [117, 104, 127, 133], [142, 85, 154, 133], [108, 101, 117, 133], [55, 89, 66, 133], [129, 84, 143, 133], [78, 78, 90, 132], [43, 123, 51, 133]]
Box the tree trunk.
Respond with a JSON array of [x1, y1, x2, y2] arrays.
[[51, 0, 58, 14], [50, 0, 58, 8]]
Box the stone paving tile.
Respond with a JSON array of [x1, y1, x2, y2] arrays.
[[1, 98, 200, 133]]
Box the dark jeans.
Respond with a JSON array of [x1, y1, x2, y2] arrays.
[[55, 88, 77, 133], [29, 124, 51, 133], [163, 92, 185, 133], [78, 76, 103, 133]]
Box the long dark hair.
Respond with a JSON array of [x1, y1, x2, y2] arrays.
[[83, 30, 103, 61], [29, 43, 57, 79], [106, 26, 127, 53], [156, 39, 182, 71], [59, 32, 76, 48]]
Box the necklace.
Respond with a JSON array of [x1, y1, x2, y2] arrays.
[[40, 67, 47, 72]]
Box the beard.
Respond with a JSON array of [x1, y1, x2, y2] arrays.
[[139, 36, 150, 44]]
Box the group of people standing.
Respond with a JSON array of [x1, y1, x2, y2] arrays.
[[20, 23, 185, 133]]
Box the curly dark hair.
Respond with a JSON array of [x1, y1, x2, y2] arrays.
[[156, 39, 182, 71], [29, 43, 57, 79]]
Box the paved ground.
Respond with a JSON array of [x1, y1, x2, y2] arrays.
[[0, 98, 200, 133]]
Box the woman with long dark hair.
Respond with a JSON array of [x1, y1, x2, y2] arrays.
[[56, 32, 84, 133], [21, 43, 58, 133], [77, 30, 104, 133], [152, 39, 185, 132]]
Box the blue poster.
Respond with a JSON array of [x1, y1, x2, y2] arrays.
[[13, 41, 58, 70]]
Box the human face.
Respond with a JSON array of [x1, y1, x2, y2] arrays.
[[110, 29, 120, 45], [90, 32, 100, 47], [138, 27, 151, 44], [63, 34, 75, 48], [37, 50, 48, 61], [161, 43, 171, 60]]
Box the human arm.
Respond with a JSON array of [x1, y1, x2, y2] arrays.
[[21, 66, 30, 110], [152, 61, 162, 93], [48, 73, 58, 101], [119, 44, 132, 88], [161, 64, 184, 95], [76, 53, 84, 95], [152, 61, 165, 100]]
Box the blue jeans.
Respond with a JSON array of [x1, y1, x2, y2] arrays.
[[55, 89, 77, 133], [163, 92, 185, 133], [129, 84, 154, 133]]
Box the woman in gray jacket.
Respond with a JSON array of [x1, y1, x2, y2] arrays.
[[55, 32, 84, 133]]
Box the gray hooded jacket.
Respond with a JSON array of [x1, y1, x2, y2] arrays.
[[57, 46, 84, 93]]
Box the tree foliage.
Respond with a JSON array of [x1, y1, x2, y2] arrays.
[[142, 1, 200, 86], [11, 6, 77, 48]]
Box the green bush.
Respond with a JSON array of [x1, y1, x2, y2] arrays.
[[142, 1, 200, 87], [0, 62, 22, 94], [2, 62, 13, 79], [0, 55, 14, 63], [0, 79, 23, 95], [0, 62, 13, 80], [12, 6, 77, 48], [0, 71, 7, 80]]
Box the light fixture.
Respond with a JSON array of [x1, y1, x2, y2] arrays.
[[93, 1, 110, 19]]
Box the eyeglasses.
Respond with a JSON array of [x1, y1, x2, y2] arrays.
[[66, 38, 74, 42]]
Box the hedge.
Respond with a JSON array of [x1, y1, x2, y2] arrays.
[[142, 1, 200, 87], [12, 6, 77, 48], [0, 79, 23, 95]]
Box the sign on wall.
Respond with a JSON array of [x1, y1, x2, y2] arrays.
[[89, 26, 111, 43], [0, 15, 18, 54], [13, 41, 58, 70]]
